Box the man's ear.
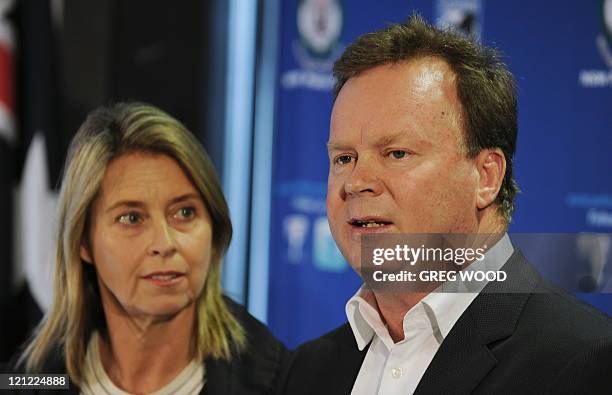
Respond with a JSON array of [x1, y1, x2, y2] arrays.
[[80, 241, 93, 264], [476, 148, 506, 210]]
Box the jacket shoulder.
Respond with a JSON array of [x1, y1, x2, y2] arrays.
[[522, 281, 612, 344], [479, 280, 612, 393], [224, 296, 285, 350], [3, 343, 66, 374], [279, 323, 365, 395], [293, 322, 356, 355], [205, 296, 289, 395]]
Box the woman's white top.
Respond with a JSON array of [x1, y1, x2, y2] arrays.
[[81, 332, 204, 395]]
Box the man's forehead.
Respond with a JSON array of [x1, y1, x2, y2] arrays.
[[408, 57, 458, 99], [337, 56, 458, 96], [329, 57, 462, 146]]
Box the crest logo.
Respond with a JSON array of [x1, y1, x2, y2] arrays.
[[282, 0, 343, 91], [297, 0, 343, 58]]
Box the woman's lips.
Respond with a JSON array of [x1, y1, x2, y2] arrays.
[[142, 271, 185, 286]]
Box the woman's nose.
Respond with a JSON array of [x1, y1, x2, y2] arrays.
[[147, 221, 177, 258]]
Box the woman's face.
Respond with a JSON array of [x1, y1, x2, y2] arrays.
[[81, 152, 214, 319]]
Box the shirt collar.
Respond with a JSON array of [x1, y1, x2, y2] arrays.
[[346, 233, 514, 349], [345, 288, 379, 350]]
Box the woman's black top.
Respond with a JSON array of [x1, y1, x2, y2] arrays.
[[3, 297, 289, 395]]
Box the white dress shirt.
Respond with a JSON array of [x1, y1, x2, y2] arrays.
[[346, 234, 514, 395]]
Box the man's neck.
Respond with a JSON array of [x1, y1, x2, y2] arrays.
[[372, 291, 429, 343], [371, 217, 508, 343], [98, 297, 196, 394]]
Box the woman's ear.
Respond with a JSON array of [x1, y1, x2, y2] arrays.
[[80, 241, 93, 264], [476, 148, 506, 210]]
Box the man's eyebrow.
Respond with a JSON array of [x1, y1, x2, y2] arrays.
[[105, 193, 201, 213], [327, 131, 423, 152], [326, 141, 353, 152], [372, 131, 410, 148]]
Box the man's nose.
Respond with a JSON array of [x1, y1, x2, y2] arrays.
[[343, 158, 383, 198], [147, 221, 178, 258]]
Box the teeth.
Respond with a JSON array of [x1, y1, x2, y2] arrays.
[[357, 221, 386, 228], [151, 274, 177, 281]]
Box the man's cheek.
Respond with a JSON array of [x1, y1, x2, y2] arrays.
[[327, 219, 341, 243], [393, 182, 426, 207]]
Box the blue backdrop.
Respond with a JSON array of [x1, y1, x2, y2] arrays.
[[266, 0, 612, 349]]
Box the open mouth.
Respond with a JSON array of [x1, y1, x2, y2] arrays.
[[349, 219, 392, 228], [142, 271, 185, 285]]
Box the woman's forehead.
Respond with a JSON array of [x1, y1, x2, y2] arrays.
[[96, 152, 200, 208]]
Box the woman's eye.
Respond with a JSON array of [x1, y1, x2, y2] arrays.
[[176, 207, 196, 220], [334, 155, 354, 165], [118, 213, 142, 226], [389, 150, 408, 159]]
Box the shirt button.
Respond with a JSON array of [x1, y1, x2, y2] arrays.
[[391, 367, 403, 379]]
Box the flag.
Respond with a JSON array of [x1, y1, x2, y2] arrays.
[[12, 0, 63, 316], [0, 0, 17, 361], [0, 0, 16, 308], [0, 0, 63, 360]]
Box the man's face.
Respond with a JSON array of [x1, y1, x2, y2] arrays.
[[327, 57, 481, 269]]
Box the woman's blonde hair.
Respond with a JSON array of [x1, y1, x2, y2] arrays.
[[19, 102, 245, 384]]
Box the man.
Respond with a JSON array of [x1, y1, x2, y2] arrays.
[[281, 15, 612, 394]]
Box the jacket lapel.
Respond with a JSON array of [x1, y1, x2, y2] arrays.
[[331, 323, 369, 394], [334, 343, 368, 393], [414, 308, 497, 394], [415, 249, 539, 394]]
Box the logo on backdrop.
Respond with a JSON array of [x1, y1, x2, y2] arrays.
[[281, 0, 344, 91], [566, 194, 612, 230], [298, 0, 342, 58], [603, 0, 612, 48], [279, 181, 347, 272], [599, 0, 612, 67], [312, 216, 346, 272], [284, 214, 309, 263], [579, 0, 612, 87], [282, 213, 346, 272], [435, 0, 483, 41]]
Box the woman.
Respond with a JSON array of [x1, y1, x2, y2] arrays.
[[11, 102, 287, 394]]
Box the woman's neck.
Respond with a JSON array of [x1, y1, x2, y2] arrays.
[[98, 300, 197, 394]]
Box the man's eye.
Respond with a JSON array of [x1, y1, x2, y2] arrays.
[[334, 155, 354, 165], [388, 150, 408, 159], [118, 213, 142, 226], [175, 207, 196, 220]]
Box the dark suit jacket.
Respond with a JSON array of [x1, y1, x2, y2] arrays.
[[4, 297, 288, 395], [281, 250, 612, 394]]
